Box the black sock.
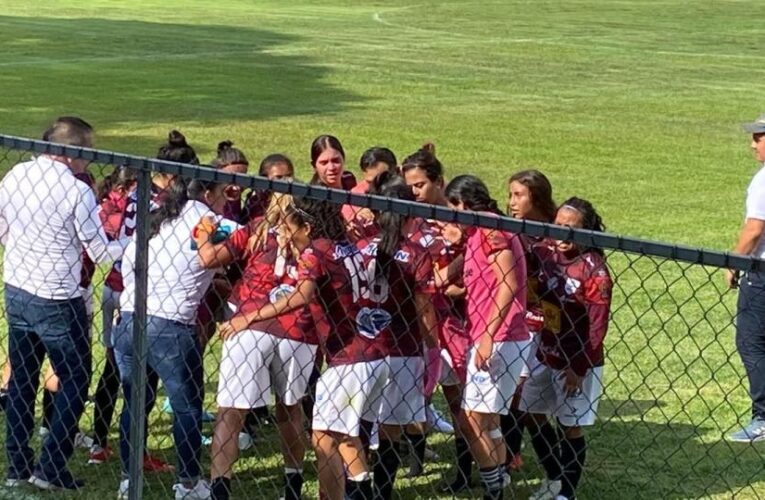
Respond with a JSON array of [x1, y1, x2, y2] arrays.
[[42, 389, 55, 431], [243, 410, 258, 437], [211, 476, 231, 500], [405, 431, 426, 476], [374, 439, 401, 500], [530, 421, 561, 481], [283, 469, 303, 500], [479, 466, 503, 500], [559, 435, 586, 499], [451, 436, 473, 487], [347, 477, 373, 500], [502, 409, 526, 457]]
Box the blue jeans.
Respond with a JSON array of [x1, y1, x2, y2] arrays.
[[4, 285, 91, 481], [113, 313, 203, 481], [736, 270, 765, 420]]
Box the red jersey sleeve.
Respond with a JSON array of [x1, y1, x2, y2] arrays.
[[583, 255, 613, 353], [413, 249, 435, 295], [298, 248, 324, 281], [225, 225, 251, 258]]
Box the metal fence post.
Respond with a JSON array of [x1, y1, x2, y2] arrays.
[[128, 167, 152, 500]]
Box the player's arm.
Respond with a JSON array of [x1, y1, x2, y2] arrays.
[[727, 218, 765, 287], [218, 278, 317, 340], [76, 187, 128, 264], [195, 217, 244, 269], [433, 253, 464, 289], [475, 238, 522, 370]]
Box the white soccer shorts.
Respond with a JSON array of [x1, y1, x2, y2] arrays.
[[377, 356, 426, 425], [519, 364, 604, 427], [216, 329, 318, 409], [461, 340, 530, 415], [312, 359, 389, 437]]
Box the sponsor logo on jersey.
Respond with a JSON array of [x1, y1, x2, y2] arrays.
[[332, 244, 356, 260], [564, 277, 581, 295], [268, 284, 296, 304], [355, 307, 392, 339]]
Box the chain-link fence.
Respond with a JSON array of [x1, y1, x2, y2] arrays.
[[0, 133, 763, 500]]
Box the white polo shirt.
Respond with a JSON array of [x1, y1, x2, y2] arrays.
[[0, 156, 127, 300], [120, 200, 222, 325], [746, 164, 765, 259]]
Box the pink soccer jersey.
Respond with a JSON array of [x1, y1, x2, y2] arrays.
[[463, 224, 529, 343]]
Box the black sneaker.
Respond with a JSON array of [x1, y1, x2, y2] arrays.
[[29, 470, 84, 491]]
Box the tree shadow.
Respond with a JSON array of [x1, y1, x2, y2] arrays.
[[0, 15, 362, 153]]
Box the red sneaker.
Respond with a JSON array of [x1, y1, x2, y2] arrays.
[[507, 453, 524, 472], [143, 454, 175, 473], [87, 445, 113, 465]]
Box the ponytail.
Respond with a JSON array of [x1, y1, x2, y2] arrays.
[[368, 171, 415, 282]]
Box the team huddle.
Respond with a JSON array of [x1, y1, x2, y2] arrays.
[[0, 121, 613, 500]]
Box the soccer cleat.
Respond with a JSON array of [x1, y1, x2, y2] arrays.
[[118, 478, 130, 499], [5, 476, 29, 488], [728, 418, 765, 442], [173, 479, 212, 499], [74, 432, 95, 449], [528, 478, 562, 500], [89, 445, 114, 464], [29, 472, 84, 491], [238, 432, 253, 451], [143, 454, 175, 473], [427, 404, 454, 434]]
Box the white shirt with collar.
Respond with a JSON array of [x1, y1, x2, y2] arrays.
[[746, 163, 765, 259], [120, 200, 226, 325], [0, 156, 127, 300]]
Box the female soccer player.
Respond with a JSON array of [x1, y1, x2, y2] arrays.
[[445, 175, 529, 500], [358, 172, 439, 500], [218, 197, 389, 500], [354, 146, 398, 194], [198, 192, 318, 500], [88, 166, 138, 465], [521, 198, 612, 500], [114, 174, 237, 500], [503, 169, 557, 472], [402, 145, 474, 489], [241, 153, 295, 223]]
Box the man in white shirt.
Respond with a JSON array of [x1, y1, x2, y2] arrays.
[[0, 117, 127, 490], [727, 113, 765, 442]]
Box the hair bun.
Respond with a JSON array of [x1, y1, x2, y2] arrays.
[[421, 142, 436, 155], [167, 130, 188, 147], [217, 140, 234, 153]]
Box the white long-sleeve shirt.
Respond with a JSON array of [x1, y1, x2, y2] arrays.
[[0, 156, 127, 299]]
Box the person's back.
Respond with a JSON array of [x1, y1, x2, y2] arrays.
[[0, 157, 98, 299], [0, 117, 127, 492]]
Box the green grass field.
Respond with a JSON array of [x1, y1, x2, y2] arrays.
[[1, 0, 765, 498]]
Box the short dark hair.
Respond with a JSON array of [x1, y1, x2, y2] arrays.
[[359, 147, 397, 172], [42, 116, 94, 147]]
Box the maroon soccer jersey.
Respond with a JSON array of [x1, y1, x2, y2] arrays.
[[298, 238, 388, 366], [407, 219, 471, 352], [535, 247, 613, 375], [522, 234, 548, 333], [356, 236, 434, 357], [226, 219, 316, 344]]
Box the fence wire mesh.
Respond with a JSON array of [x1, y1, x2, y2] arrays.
[[0, 135, 762, 500]]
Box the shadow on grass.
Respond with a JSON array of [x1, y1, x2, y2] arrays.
[[0, 15, 362, 153]]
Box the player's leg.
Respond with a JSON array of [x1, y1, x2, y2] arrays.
[[553, 366, 603, 500], [272, 337, 318, 500], [210, 328, 276, 499], [312, 430, 345, 500]]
